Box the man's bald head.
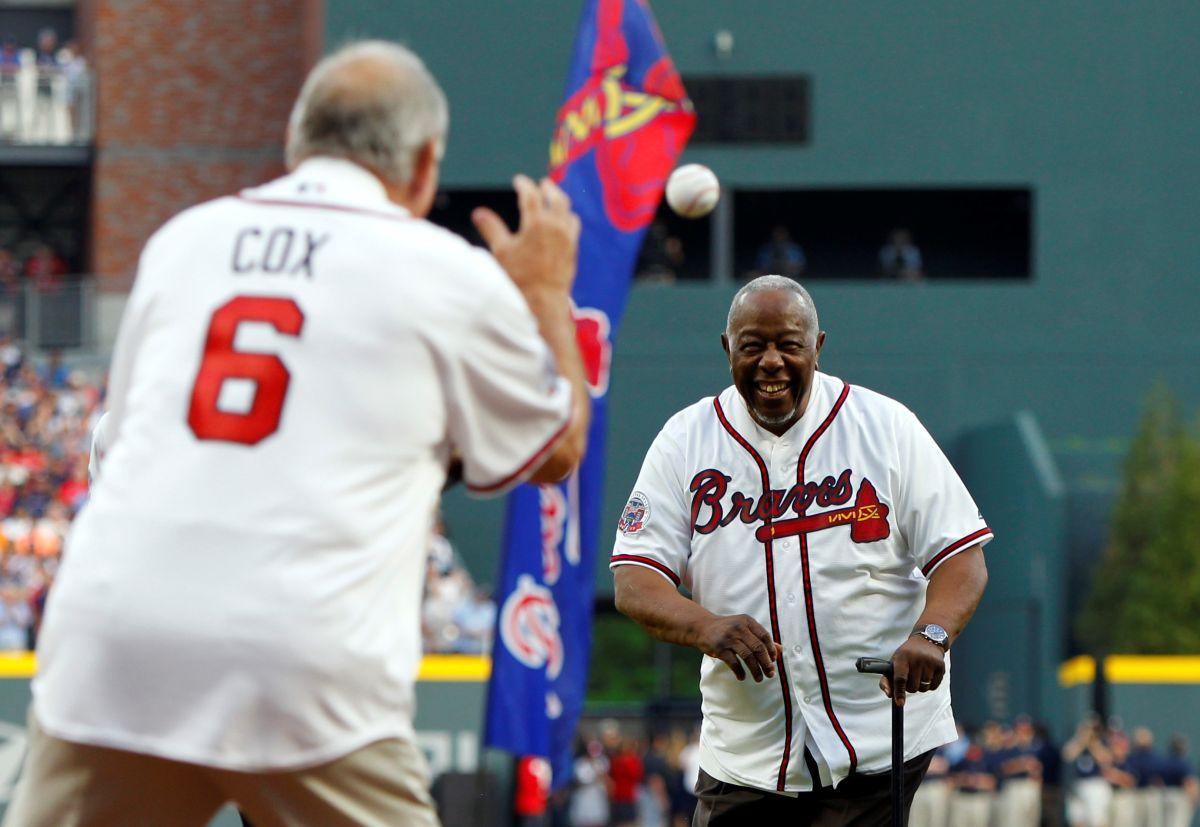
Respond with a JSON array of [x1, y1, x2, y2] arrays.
[[726, 275, 819, 340], [286, 41, 448, 186]]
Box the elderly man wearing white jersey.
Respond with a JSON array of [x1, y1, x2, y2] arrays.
[[7, 41, 590, 827], [611, 276, 990, 825]]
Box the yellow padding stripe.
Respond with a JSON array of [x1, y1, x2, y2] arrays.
[[1058, 656, 1096, 687], [0, 652, 36, 678], [416, 655, 491, 682], [1060, 655, 1200, 687], [0, 652, 490, 683]]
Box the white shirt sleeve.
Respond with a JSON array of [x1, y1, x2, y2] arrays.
[[894, 407, 993, 577], [445, 272, 573, 497], [610, 427, 691, 586]]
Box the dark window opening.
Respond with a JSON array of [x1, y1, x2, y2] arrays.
[[686, 76, 812, 144], [734, 188, 1033, 281]]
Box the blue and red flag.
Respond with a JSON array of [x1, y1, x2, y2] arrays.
[[485, 0, 694, 788]]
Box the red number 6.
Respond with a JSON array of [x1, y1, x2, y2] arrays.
[[187, 296, 305, 445]]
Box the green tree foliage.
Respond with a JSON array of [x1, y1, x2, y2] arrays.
[[1078, 385, 1200, 653]]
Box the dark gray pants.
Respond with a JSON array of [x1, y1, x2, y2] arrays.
[[693, 750, 933, 827]]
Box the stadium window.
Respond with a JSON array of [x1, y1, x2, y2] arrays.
[[685, 76, 812, 145], [428, 190, 517, 249], [733, 188, 1033, 281], [433, 190, 713, 283]]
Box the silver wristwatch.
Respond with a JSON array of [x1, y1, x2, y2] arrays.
[[912, 623, 950, 651]]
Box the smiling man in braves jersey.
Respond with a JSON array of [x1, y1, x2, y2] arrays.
[[611, 275, 991, 825]]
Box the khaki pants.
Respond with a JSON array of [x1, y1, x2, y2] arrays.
[[908, 778, 950, 827], [1162, 788, 1195, 827], [1000, 778, 1042, 827], [4, 713, 440, 827], [947, 791, 992, 827]]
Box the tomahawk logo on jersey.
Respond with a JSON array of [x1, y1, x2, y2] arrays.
[[611, 372, 992, 793]]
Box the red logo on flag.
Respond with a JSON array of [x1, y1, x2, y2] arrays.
[[574, 307, 613, 398]]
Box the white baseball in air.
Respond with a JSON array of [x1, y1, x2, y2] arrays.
[[665, 164, 720, 219]]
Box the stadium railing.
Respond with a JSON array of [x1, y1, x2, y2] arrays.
[[0, 278, 96, 349]]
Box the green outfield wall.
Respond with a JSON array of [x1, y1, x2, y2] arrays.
[[339, 1, 1200, 582], [331, 2, 1200, 720]]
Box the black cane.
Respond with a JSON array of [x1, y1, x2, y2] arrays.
[[855, 657, 903, 827]]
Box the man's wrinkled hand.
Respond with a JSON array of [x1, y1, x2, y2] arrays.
[[471, 175, 581, 298], [692, 614, 783, 683], [879, 635, 945, 706]]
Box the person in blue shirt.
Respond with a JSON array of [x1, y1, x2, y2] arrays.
[[998, 716, 1044, 827], [752, 225, 806, 280], [949, 731, 998, 827], [1063, 717, 1113, 827], [1160, 735, 1198, 827]]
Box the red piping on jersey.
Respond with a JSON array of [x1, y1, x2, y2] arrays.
[[794, 381, 859, 775], [921, 527, 992, 577], [610, 554, 681, 586], [235, 194, 415, 223], [466, 406, 574, 495], [712, 396, 795, 792]]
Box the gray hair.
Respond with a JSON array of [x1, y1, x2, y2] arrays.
[[286, 41, 449, 185], [726, 275, 820, 336]]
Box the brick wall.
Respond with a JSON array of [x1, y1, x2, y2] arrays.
[[84, 0, 324, 287]]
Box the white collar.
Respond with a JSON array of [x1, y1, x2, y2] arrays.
[[727, 371, 830, 449], [241, 157, 409, 217]]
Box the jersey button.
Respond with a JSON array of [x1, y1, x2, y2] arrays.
[[792, 644, 803, 656], [786, 592, 797, 604], [780, 539, 793, 549]]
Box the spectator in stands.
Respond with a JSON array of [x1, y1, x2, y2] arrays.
[[1064, 717, 1114, 827], [0, 583, 30, 649], [450, 584, 495, 654], [59, 40, 88, 139], [514, 755, 552, 827], [949, 730, 998, 827], [636, 221, 684, 283], [879, 227, 925, 281], [569, 739, 610, 827], [35, 29, 58, 68], [607, 734, 644, 827], [0, 249, 20, 294], [641, 732, 674, 827], [0, 334, 22, 379], [1105, 729, 1139, 827], [672, 728, 700, 827], [1129, 727, 1164, 827], [0, 37, 19, 142], [23, 243, 67, 288], [1161, 735, 1199, 827], [753, 224, 805, 279], [1036, 720, 1066, 827], [998, 715, 1044, 827]]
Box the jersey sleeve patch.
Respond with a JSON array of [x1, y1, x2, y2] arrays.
[[617, 491, 651, 536]]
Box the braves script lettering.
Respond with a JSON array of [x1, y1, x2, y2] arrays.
[[690, 469, 854, 534]]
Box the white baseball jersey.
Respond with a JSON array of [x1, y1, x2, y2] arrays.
[[35, 157, 573, 771], [87, 411, 109, 482], [611, 372, 992, 792]]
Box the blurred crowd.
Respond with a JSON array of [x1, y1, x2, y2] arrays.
[[0, 337, 99, 651], [0, 27, 90, 144], [911, 717, 1199, 827], [0, 242, 71, 293], [516, 721, 701, 827], [421, 517, 496, 655]]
